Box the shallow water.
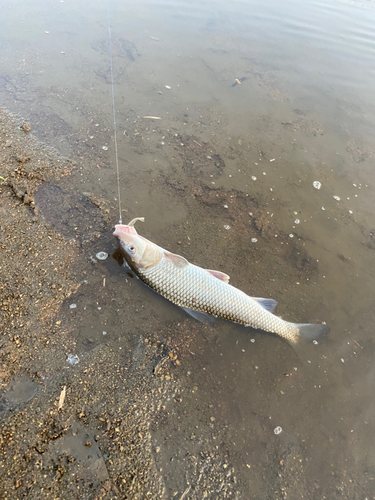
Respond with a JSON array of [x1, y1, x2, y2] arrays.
[[1, 0, 375, 497]]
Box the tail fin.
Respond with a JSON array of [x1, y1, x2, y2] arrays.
[[296, 323, 330, 342]]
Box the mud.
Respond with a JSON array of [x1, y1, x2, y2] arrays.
[[0, 110, 168, 499]]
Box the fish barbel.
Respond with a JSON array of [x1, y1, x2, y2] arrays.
[[113, 218, 330, 344]]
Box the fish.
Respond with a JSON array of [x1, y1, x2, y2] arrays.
[[113, 218, 330, 345]]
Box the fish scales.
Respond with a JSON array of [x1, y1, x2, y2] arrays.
[[138, 254, 299, 343]]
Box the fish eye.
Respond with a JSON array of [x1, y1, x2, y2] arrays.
[[128, 245, 136, 254]]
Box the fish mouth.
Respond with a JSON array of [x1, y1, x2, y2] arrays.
[[113, 224, 138, 239]]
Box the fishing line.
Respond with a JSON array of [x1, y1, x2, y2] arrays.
[[106, 1, 122, 224]]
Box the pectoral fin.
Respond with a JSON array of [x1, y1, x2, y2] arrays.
[[181, 307, 215, 326], [206, 269, 230, 283], [164, 251, 189, 268], [252, 297, 278, 313]]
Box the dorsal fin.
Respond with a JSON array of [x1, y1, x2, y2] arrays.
[[164, 251, 189, 268], [251, 297, 278, 313], [206, 269, 230, 283]]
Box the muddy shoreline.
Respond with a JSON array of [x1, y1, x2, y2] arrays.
[[0, 110, 169, 499]]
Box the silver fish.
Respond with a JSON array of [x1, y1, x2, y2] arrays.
[[113, 218, 329, 344]]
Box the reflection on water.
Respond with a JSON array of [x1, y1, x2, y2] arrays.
[[1, 0, 375, 497]]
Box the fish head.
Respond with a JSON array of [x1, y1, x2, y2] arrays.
[[113, 224, 163, 270]]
